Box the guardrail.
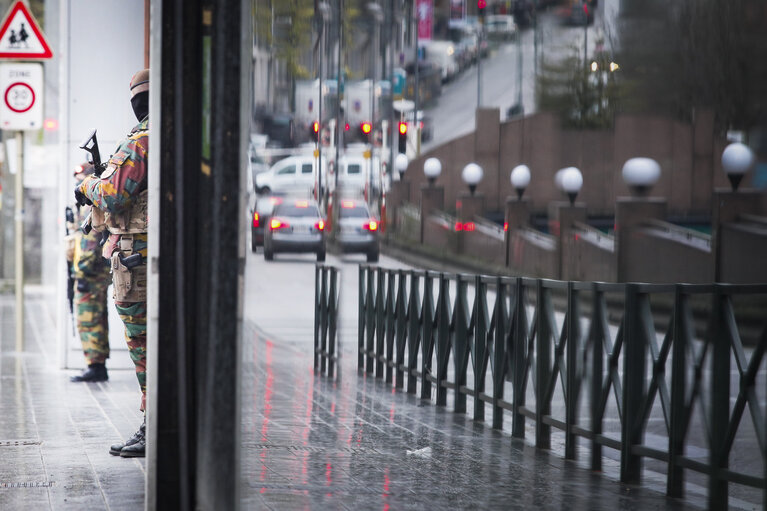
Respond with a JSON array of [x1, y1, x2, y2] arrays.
[[357, 265, 767, 508], [314, 265, 339, 377]]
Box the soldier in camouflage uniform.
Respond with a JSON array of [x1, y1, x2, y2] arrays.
[[76, 69, 150, 458], [67, 163, 112, 382]]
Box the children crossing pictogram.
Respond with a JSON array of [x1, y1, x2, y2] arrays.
[[0, 1, 52, 59]]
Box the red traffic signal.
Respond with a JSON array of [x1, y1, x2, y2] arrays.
[[312, 121, 320, 133], [478, 0, 486, 9], [361, 122, 372, 134], [398, 121, 408, 135]]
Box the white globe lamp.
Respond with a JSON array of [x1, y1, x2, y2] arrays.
[[423, 157, 442, 186], [721, 142, 754, 191], [462, 163, 483, 195], [510, 164, 531, 199], [622, 157, 661, 196]]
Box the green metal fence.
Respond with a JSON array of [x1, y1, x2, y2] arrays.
[[357, 265, 767, 509], [314, 265, 339, 377]]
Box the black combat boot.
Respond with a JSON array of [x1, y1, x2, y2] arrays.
[[70, 363, 108, 382], [110, 418, 145, 456]]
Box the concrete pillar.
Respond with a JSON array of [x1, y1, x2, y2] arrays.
[[504, 197, 530, 267], [456, 192, 485, 221], [456, 192, 485, 256], [386, 179, 410, 231], [549, 201, 587, 280], [420, 185, 444, 243], [615, 197, 667, 282], [712, 189, 763, 282]]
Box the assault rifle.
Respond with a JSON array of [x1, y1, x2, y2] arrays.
[[75, 130, 107, 234], [65, 206, 76, 335]]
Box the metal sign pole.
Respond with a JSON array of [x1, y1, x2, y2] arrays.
[[14, 130, 23, 351]]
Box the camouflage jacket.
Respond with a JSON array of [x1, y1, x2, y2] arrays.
[[80, 118, 149, 259]]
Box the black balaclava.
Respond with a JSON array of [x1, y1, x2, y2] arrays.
[[131, 91, 149, 122]]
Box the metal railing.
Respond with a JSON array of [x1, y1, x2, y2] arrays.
[[314, 265, 340, 377], [357, 265, 767, 508]]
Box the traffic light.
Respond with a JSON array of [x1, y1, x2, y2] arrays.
[[311, 120, 320, 142], [360, 121, 372, 143], [477, 0, 486, 18], [398, 122, 408, 153]]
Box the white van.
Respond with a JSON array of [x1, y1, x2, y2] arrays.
[[421, 40, 459, 83], [485, 15, 517, 41], [335, 154, 383, 197], [255, 154, 328, 196]]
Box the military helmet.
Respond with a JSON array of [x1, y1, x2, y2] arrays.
[[130, 69, 149, 97]]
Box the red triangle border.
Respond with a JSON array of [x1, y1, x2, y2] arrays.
[[0, 1, 53, 60]]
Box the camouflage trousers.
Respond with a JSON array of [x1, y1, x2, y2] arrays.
[[74, 273, 111, 365], [115, 299, 147, 412]]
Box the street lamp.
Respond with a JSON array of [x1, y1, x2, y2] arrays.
[[395, 153, 409, 181], [557, 166, 583, 205], [510, 164, 531, 199], [721, 142, 754, 192], [424, 157, 442, 186], [622, 157, 660, 196], [462, 163, 483, 195]]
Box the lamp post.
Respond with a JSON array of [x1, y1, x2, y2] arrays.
[[621, 157, 660, 196], [510, 164, 531, 199], [395, 153, 409, 181], [721, 142, 754, 191], [316, 2, 331, 204], [462, 163, 483, 195], [424, 157, 442, 185]]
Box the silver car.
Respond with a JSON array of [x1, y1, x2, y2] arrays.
[[264, 199, 326, 261], [334, 200, 379, 262]]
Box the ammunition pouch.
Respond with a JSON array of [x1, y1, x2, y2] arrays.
[[106, 190, 148, 235], [90, 207, 109, 233]]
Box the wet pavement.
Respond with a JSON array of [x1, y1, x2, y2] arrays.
[[1, 278, 705, 509]]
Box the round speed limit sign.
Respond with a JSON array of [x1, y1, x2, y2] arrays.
[[0, 62, 42, 130], [4, 82, 35, 113]]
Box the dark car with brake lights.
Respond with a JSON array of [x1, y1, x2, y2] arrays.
[[250, 195, 283, 251], [264, 199, 326, 262], [333, 200, 380, 262]]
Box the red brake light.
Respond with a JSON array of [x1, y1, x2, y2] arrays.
[[503, 221, 508, 232], [270, 218, 289, 230], [363, 220, 379, 231], [269, 197, 283, 205], [345, 123, 350, 131], [455, 222, 475, 232], [295, 200, 309, 208], [341, 200, 355, 209], [315, 220, 325, 231], [455, 222, 462, 232], [253, 212, 260, 228]]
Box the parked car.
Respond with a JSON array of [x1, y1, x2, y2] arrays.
[[561, 1, 594, 26], [250, 195, 282, 251], [485, 15, 517, 42], [255, 154, 328, 196], [333, 199, 380, 262], [264, 199, 326, 261]]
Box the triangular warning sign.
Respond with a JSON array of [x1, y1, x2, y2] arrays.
[[0, 1, 52, 60]]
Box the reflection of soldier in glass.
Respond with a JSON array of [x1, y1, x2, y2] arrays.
[[18, 23, 28, 47], [67, 163, 111, 383]]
